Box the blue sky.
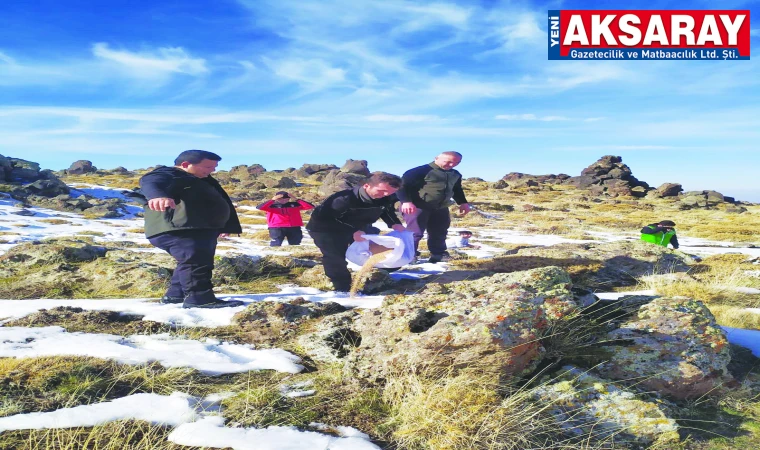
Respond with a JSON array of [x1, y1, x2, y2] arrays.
[[1, 0, 759, 201]]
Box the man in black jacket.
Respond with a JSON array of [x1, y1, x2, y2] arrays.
[[306, 172, 406, 293], [397, 151, 470, 263], [139, 150, 243, 309]]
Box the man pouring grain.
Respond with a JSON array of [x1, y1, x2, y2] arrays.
[[306, 172, 406, 293]]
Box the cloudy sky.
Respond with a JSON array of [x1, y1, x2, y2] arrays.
[[1, 0, 759, 200]]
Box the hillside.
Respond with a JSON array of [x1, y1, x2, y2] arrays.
[[0, 153, 759, 449]]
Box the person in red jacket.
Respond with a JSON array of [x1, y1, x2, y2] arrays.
[[257, 191, 315, 246]]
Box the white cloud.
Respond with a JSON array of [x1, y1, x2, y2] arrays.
[[0, 106, 329, 125], [263, 57, 346, 89], [390, 2, 472, 34], [92, 43, 207, 78], [0, 51, 16, 65], [546, 63, 628, 89], [495, 114, 606, 122], [364, 114, 439, 122], [495, 14, 544, 50], [495, 114, 570, 122]]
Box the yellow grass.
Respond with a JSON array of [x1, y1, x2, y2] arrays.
[[707, 305, 760, 330], [637, 254, 760, 307]]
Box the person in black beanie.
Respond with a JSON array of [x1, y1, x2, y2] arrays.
[[640, 220, 679, 249]]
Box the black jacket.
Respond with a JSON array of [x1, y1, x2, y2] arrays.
[[397, 162, 467, 209], [139, 166, 242, 238], [306, 186, 401, 233]]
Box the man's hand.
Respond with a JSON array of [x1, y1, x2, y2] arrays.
[[391, 224, 406, 232], [458, 203, 471, 216], [218, 233, 230, 239], [400, 202, 417, 215], [272, 194, 284, 200], [353, 231, 367, 242], [148, 197, 176, 211]]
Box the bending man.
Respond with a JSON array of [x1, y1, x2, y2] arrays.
[[306, 172, 405, 293]]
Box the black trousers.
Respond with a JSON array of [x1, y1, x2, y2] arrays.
[[149, 229, 219, 305], [308, 226, 380, 292], [269, 227, 303, 247], [402, 207, 451, 255], [309, 231, 355, 292]]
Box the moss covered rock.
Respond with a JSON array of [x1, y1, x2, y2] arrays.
[[534, 365, 679, 446], [598, 297, 734, 399]]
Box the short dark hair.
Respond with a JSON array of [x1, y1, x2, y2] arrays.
[[365, 171, 402, 189], [659, 220, 676, 227], [440, 151, 462, 159], [174, 150, 222, 166], [459, 230, 473, 235]]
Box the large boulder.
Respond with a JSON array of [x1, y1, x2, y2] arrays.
[[229, 164, 266, 180], [24, 178, 70, 197], [534, 365, 680, 446], [679, 190, 731, 209], [337, 267, 578, 381], [597, 297, 734, 399], [340, 159, 370, 176], [7, 158, 42, 182], [67, 160, 97, 175], [248, 164, 266, 175], [318, 169, 367, 197], [653, 183, 683, 198], [19, 193, 132, 217], [499, 172, 565, 189], [565, 155, 650, 197], [299, 163, 338, 175], [492, 179, 508, 189], [262, 176, 297, 189], [0, 154, 11, 181]]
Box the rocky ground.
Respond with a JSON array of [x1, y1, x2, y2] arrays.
[[0, 153, 759, 449]]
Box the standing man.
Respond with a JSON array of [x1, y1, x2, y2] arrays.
[[257, 191, 315, 246], [139, 149, 243, 309], [306, 172, 406, 293], [398, 151, 470, 263]]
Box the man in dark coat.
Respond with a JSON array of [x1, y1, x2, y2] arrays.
[[397, 151, 470, 263], [139, 149, 243, 309], [306, 172, 405, 293]]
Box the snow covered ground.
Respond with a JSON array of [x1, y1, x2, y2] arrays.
[[1, 185, 759, 449], [0, 392, 381, 449], [0, 326, 305, 375]]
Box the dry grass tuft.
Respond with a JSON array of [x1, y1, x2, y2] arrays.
[[638, 254, 760, 307], [381, 365, 580, 450]]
